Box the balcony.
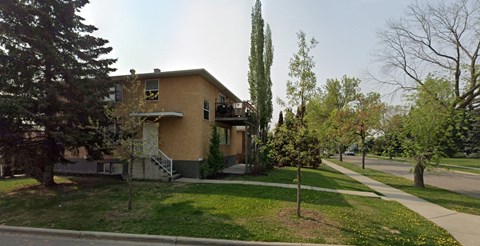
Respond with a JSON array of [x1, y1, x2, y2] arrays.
[[215, 101, 255, 126]]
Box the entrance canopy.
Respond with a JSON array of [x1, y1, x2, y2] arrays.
[[130, 112, 183, 118]]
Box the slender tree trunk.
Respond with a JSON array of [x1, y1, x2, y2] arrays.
[[338, 145, 343, 162], [361, 136, 366, 169], [362, 148, 366, 169], [414, 163, 425, 188], [296, 152, 301, 218], [128, 158, 133, 211], [42, 162, 55, 186]]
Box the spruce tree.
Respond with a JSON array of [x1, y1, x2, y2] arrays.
[[0, 0, 116, 186]]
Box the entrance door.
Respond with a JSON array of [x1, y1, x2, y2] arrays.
[[143, 123, 159, 156]]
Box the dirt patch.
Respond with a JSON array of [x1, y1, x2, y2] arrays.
[[277, 207, 343, 242]]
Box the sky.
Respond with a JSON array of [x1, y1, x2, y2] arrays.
[[80, 0, 419, 122]]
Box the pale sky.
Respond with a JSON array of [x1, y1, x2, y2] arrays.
[[81, 0, 422, 122]]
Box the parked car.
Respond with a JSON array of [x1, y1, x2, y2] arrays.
[[344, 150, 355, 156]]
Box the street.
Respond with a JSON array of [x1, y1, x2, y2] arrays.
[[341, 156, 480, 199]]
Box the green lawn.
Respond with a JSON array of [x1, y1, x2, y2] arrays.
[[0, 176, 459, 245], [0, 176, 70, 193], [231, 165, 374, 192], [329, 159, 480, 216], [439, 158, 480, 174], [369, 155, 480, 174]]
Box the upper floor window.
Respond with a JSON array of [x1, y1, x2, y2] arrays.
[[203, 100, 210, 120], [145, 79, 159, 100], [115, 82, 123, 102], [106, 82, 123, 102], [218, 94, 226, 103]]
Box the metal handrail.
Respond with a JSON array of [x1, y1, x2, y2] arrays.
[[132, 138, 173, 177]]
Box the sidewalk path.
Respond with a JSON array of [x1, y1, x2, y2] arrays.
[[177, 178, 381, 198], [323, 159, 480, 246]]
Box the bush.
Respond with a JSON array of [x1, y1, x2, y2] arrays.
[[201, 126, 224, 178]]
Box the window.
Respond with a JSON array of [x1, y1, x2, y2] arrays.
[[115, 82, 123, 102], [218, 94, 226, 103], [97, 163, 111, 173], [217, 126, 230, 145], [203, 100, 209, 120], [105, 82, 123, 102], [145, 79, 159, 100]]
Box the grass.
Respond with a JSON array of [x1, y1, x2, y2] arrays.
[[0, 176, 459, 245], [329, 159, 480, 216], [230, 165, 374, 192], [438, 158, 480, 174], [0, 176, 70, 193], [369, 154, 480, 174]]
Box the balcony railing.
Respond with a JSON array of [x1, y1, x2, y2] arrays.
[[215, 101, 255, 119]]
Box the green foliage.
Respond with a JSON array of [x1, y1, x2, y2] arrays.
[[202, 126, 224, 178], [270, 110, 321, 169], [283, 30, 318, 111], [0, 0, 116, 185], [248, 0, 274, 171], [306, 75, 360, 156], [379, 108, 406, 158], [403, 76, 454, 186]]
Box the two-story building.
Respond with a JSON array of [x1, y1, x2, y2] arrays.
[[56, 68, 254, 180]]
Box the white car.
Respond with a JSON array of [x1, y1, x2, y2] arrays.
[[344, 150, 355, 156]]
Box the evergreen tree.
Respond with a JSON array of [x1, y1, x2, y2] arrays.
[[0, 0, 116, 186], [202, 126, 224, 178]]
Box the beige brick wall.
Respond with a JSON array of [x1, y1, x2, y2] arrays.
[[120, 74, 242, 161]]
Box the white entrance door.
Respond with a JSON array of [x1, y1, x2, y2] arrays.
[[143, 123, 159, 156]]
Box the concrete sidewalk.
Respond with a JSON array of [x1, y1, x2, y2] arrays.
[[0, 225, 345, 246], [323, 159, 480, 246], [177, 178, 381, 198]]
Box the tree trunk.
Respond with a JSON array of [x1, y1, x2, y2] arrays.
[[338, 145, 343, 162], [42, 162, 56, 186], [414, 163, 425, 188], [362, 148, 366, 169], [128, 158, 133, 211], [296, 157, 301, 218], [361, 137, 366, 169]]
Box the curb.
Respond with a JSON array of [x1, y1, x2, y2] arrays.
[[0, 225, 345, 246]]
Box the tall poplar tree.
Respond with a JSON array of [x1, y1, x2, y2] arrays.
[[0, 0, 116, 186], [248, 0, 274, 171]]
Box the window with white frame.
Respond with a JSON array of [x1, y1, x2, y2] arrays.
[[204, 100, 210, 120], [145, 79, 159, 100]]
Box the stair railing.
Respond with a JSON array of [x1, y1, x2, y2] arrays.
[[132, 138, 173, 177]]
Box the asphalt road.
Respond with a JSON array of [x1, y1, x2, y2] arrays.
[[0, 232, 176, 246], [341, 155, 480, 199]]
